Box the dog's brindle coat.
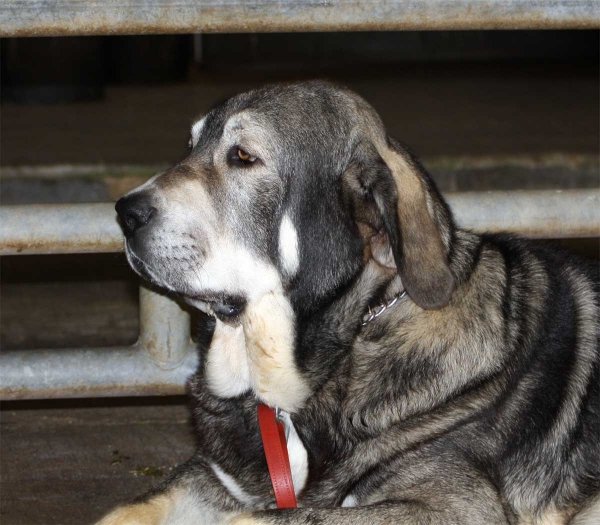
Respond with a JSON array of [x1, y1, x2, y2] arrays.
[[102, 82, 599, 525]]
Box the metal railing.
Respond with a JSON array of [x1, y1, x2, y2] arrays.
[[1, 1, 599, 37], [1, 189, 598, 400], [0, 287, 197, 400]]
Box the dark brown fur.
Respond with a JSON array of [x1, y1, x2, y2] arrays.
[[104, 81, 599, 525]]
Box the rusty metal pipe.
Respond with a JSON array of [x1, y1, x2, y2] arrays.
[[0, 202, 122, 255], [1, 1, 599, 37], [0, 284, 194, 400], [1, 190, 598, 257], [139, 286, 192, 369], [0, 346, 198, 400], [446, 189, 600, 239]]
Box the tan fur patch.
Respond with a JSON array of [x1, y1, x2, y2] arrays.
[[206, 320, 251, 398], [242, 290, 310, 412], [519, 506, 577, 525], [572, 497, 600, 525], [94, 493, 172, 525], [396, 244, 505, 351]]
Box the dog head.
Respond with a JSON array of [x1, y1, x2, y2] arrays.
[[116, 81, 455, 410]]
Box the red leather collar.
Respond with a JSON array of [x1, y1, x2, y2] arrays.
[[257, 404, 297, 509]]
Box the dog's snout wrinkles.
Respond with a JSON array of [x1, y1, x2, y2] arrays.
[[115, 195, 156, 237]]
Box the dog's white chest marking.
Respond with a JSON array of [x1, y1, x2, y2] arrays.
[[209, 411, 308, 506], [210, 463, 261, 506], [341, 494, 357, 507], [279, 410, 309, 495]]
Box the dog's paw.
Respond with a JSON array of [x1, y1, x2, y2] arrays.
[[94, 495, 171, 525]]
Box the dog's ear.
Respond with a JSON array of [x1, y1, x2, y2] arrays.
[[347, 138, 455, 309]]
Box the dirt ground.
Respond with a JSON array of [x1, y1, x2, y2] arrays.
[[0, 399, 193, 524]]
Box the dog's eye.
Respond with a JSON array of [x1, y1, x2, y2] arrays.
[[187, 138, 193, 149], [235, 147, 257, 165]]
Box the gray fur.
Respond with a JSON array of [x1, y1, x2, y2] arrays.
[[105, 81, 599, 525]]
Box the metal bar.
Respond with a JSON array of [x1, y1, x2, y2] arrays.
[[139, 287, 192, 369], [0, 203, 122, 255], [1, 190, 598, 257], [1, 189, 598, 400], [0, 284, 194, 400], [0, 346, 198, 400], [446, 189, 600, 239], [1, 1, 598, 37]]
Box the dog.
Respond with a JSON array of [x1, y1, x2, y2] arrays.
[[101, 81, 599, 525]]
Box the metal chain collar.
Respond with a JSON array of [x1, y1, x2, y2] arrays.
[[361, 290, 407, 326]]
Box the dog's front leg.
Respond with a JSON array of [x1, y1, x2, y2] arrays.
[[229, 464, 513, 525], [228, 501, 511, 525], [95, 486, 240, 525], [94, 459, 248, 525], [95, 486, 233, 525]]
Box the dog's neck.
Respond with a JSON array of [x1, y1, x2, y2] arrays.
[[291, 262, 400, 388], [200, 261, 401, 412]]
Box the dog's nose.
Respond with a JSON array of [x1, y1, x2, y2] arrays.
[[115, 194, 157, 237]]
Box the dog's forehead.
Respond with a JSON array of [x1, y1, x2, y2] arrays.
[[191, 83, 360, 146]]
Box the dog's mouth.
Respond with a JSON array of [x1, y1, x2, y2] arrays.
[[186, 293, 247, 323], [125, 244, 248, 323]]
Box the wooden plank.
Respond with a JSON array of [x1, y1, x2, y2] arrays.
[[0, 400, 193, 525]]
